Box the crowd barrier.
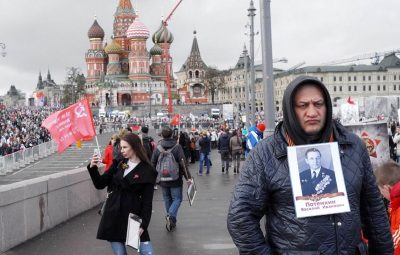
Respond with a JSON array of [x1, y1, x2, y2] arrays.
[[0, 140, 58, 176], [0, 125, 120, 176], [99, 121, 220, 132]]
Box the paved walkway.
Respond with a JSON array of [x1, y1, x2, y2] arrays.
[[3, 148, 242, 255]]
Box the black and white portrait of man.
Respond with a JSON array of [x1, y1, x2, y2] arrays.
[[299, 147, 338, 196]]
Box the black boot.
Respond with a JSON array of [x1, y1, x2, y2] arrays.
[[234, 168, 237, 174], [226, 167, 229, 174], [222, 167, 225, 173]]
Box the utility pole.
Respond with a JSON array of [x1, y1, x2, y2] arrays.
[[235, 73, 240, 129], [148, 82, 152, 118], [0, 43, 6, 57], [243, 45, 250, 128], [248, 0, 256, 125], [260, 0, 275, 136]]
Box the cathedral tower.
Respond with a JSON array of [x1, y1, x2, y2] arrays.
[[152, 21, 174, 84], [126, 15, 150, 80], [86, 18, 107, 82], [113, 0, 136, 75]]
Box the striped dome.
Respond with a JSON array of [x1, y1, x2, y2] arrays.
[[87, 19, 105, 39], [126, 17, 150, 39], [150, 44, 163, 55], [104, 39, 122, 54], [152, 21, 174, 44]]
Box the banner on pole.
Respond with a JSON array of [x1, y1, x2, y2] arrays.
[[42, 98, 96, 153]]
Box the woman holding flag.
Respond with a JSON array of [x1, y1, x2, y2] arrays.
[[87, 133, 157, 255]]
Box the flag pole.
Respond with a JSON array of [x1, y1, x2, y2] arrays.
[[95, 135, 102, 158]]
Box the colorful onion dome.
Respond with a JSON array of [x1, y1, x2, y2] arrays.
[[87, 18, 105, 39], [152, 21, 174, 44], [150, 44, 163, 55], [104, 39, 122, 54], [126, 16, 150, 39]]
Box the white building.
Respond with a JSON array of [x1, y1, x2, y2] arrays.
[[212, 52, 400, 118]]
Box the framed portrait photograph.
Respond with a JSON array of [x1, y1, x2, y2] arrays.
[[287, 142, 350, 218]]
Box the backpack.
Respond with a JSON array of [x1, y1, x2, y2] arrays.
[[156, 144, 180, 182], [142, 136, 155, 160]]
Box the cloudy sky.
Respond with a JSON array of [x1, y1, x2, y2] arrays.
[[0, 0, 399, 96]]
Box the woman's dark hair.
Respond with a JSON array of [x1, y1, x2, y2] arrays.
[[120, 133, 152, 166], [232, 130, 237, 136]]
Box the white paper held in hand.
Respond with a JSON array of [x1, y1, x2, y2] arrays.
[[126, 213, 142, 251], [187, 178, 197, 206]]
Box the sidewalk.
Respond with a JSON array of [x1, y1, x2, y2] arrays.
[[4, 149, 241, 255]]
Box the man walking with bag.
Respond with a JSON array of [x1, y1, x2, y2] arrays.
[[151, 126, 192, 232]]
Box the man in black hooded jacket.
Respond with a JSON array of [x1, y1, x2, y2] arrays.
[[227, 76, 393, 254]]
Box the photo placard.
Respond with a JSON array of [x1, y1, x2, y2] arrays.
[[288, 142, 350, 218]]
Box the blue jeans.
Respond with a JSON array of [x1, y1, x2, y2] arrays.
[[199, 152, 210, 174], [161, 186, 182, 219], [111, 241, 154, 255]]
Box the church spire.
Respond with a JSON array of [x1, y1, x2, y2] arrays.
[[113, 0, 136, 38], [37, 72, 44, 89], [190, 30, 201, 57], [117, 0, 133, 9], [179, 30, 207, 72], [47, 69, 52, 81]]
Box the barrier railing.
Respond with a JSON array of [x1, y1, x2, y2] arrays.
[[0, 124, 112, 176], [0, 140, 58, 176]]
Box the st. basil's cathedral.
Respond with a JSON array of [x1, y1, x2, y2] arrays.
[[84, 0, 176, 108]]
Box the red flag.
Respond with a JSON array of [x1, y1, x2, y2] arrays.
[[347, 96, 355, 105], [42, 98, 96, 153], [170, 114, 180, 126]]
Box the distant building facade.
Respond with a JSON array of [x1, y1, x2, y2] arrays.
[[176, 31, 209, 104], [2, 85, 26, 107], [208, 51, 400, 119], [84, 0, 177, 109], [274, 53, 400, 113], [31, 70, 61, 107]]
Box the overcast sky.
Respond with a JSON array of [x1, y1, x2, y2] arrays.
[[0, 0, 399, 96]]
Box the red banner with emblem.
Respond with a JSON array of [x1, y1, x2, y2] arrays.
[[41, 98, 96, 153]]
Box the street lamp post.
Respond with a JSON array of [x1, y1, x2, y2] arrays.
[[235, 74, 241, 129], [147, 82, 152, 118], [248, 0, 257, 125], [260, 0, 275, 136], [0, 43, 6, 57]]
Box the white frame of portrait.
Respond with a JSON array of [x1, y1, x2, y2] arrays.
[[288, 142, 350, 218]]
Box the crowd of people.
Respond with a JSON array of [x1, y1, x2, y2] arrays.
[[85, 116, 268, 255], [8, 74, 400, 254], [0, 106, 59, 156]]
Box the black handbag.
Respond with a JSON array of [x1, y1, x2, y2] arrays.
[[98, 191, 112, 216]]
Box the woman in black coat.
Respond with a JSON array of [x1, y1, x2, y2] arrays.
[[88, 133, 158, 255]]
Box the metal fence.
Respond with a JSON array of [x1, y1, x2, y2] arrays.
[[0, 140, 58, 175], [0, 125, 121, 176]]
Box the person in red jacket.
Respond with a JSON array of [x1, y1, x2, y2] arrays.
[[102, 134, 117, 171], [375, 161, 400, 255]]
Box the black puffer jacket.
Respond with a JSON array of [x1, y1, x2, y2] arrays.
[[227, 121, 393, 254]]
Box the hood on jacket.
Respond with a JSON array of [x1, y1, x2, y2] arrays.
[[282, 75, 333, 145], [159, 138, 177, 149]]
